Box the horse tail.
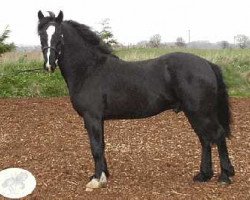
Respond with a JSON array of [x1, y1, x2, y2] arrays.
[[209, 62, 231, 138]]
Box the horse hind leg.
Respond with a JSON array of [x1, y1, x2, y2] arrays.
[[216, 138, 235, 184], [186, 111, 234, 184], [193, 134, 213, 182], [185, 112, 224, 182]]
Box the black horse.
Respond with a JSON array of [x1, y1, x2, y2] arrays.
[[37, 11, 234, 189]]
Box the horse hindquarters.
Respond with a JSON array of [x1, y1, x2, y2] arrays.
[[175, 63, 234, 183]]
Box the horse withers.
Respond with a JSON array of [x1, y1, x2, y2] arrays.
[[37, 10, 235, 189]]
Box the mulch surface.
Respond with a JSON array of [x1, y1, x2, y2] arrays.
[[0, 97, 249, 199]]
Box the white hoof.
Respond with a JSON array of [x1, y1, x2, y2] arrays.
[[85, 188, 94, 192], [86, 172, 107, 189]]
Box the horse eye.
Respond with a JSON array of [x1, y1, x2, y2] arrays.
[[40, 40, 46, 46]]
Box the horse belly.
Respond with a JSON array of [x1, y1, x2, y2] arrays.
[[104, 92, 173, 119]]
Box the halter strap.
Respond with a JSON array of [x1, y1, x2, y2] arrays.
[[42, 46, 57, 53]]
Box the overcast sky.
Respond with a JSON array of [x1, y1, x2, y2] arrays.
[[1, 0, 250, 45]]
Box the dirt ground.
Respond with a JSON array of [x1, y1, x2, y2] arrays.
[[0, 97, 249, 200]]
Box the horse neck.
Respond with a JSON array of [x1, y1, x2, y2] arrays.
[[58, 24, 101, 93]]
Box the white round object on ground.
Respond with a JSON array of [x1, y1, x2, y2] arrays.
[[0, 168, 36, 199]]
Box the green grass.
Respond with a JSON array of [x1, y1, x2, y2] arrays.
[[0, 60, 68, 97], [0, 48, 249, 98]]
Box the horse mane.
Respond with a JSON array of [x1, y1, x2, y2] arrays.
[[64, 20, 114, 56]]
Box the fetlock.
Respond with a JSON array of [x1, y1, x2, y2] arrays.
[[193, 171, 213, 182]]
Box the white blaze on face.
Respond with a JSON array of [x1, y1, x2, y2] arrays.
[[45, 25, 56, 70]]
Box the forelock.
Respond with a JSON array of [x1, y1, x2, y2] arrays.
[[38, 17, 56, 34]]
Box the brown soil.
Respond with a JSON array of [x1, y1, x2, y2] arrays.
[[0, 97, 249, 200]]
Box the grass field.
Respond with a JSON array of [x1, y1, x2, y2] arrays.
[[0, 48, 249, 98]]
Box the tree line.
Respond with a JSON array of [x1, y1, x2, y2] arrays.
[[98, 19, 250, 49], [1, 20, 250, 54]]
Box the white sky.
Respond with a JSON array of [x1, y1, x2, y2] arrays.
[[1, 0, 250, 45]]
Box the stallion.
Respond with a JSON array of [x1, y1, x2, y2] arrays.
[[37, 11, 234, 189]]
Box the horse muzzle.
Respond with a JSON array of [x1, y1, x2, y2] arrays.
[[44, 64, 56, 73]]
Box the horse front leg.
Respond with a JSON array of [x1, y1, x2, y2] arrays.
[[83, 112, 109, 189]]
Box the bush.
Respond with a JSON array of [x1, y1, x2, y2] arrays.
[[0, 26, 15, 55]]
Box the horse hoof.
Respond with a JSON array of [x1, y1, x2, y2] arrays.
[[218, 173, 232, 184], [193, 172, 213, 182], [228, 166, 235, 177], [86, 172, 107, 189], [85, 188, 94, 192]]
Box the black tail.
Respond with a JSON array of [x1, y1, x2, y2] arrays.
[[210, 62, 231, 138]]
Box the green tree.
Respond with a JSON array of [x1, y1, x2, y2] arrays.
[[149, 34, 161, 48], [0, 26, 15, 55], [99, 18, 117, 47], [235, 34, 249, 49]]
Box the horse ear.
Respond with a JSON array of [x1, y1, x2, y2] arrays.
[[56, 10, 63, 23], [38, 10, 44, 20]]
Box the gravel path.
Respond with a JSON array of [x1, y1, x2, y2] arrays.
[[0, 97, 249, 199]]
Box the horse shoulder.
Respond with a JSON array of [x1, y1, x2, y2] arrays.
[[70, 77, 105, 117]]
